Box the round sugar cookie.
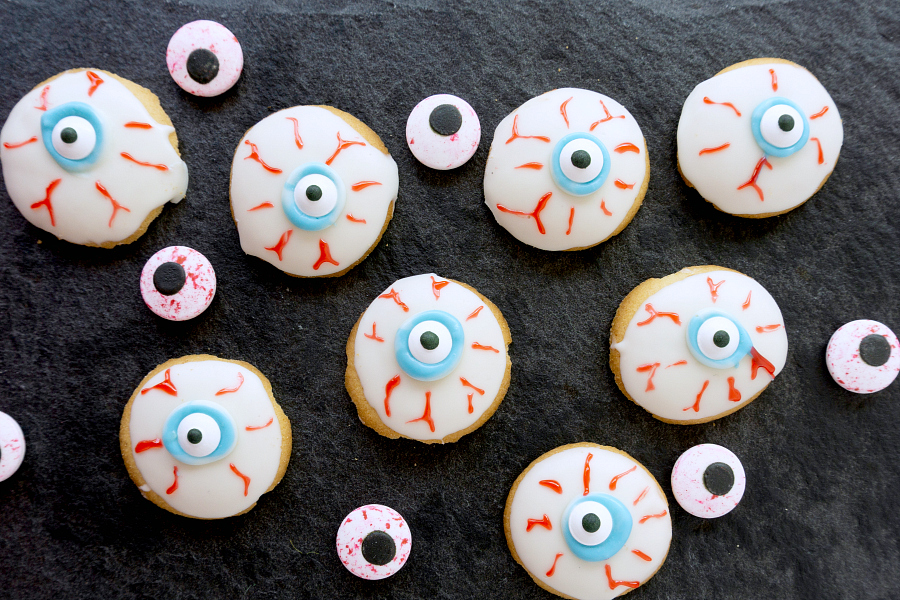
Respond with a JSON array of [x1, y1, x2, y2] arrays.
[[677, 58, 842, 217], [826, 320, 900, 393], [345, 273, 511, 443], [140, 246, 216, 321], [167, 20, 243, 97], [0, 411, 26, 482], [610, 266, 788, 424], [671, 444, 746, 518], [230, 106, 399, 277], [336, 504, 412, 580], [120, 355, 291, 519], [0, 68, 189, 247], [406, 94, 480, 169], [505, 443, 671, 600], [483, 88, 649, 251]]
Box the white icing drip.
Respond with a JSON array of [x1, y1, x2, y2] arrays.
[[128, 360, 283, 519], [352, 274, 508, 441], [0, 70, 188, 245], [677, 62, 842, 215], [615, 270, 788, 422], [230, 106, 399, 276], [484, 88, 647, 251], [508, 446, 671, 600]]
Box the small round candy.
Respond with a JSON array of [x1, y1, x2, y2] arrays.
[[826, 320, 900, 393], [140, 246, 216, 321], [166, 20, 243, 97], [406, 94, 480, 170], [0, 411, 25, 482], [336, 504, 411, 580], [671, 444, 746, 518]]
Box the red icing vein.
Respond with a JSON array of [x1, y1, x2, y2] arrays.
[[527, 514, 552, 531], [30, 179, 61, 226], [230, 463, 251, 496], [583, 453, 593, 496], [265, 230, 292, 261], [286, 116, 304, 149], [3, 137, 38, 149], [141, 368, 177, 396], [135, 439, 163, 453], [383, 375, 401, 417], [325, 131, 366, 165], [609, 466, 636, 490], [244, 140, 282, 173], [737, 156, 773, 201], [216, 372, 244, 396], [407, 391, 435, 432], [379, 289, 409, 312], [703, 96, 741, 116], [637, 304, 681, 326], [95, 181, 131, 227], [312, 239, 339, 270], [684, 380, 710, 412], [539, 480, 563, 494], [506, 114, 551, 144], [496, 192, 552, 234]]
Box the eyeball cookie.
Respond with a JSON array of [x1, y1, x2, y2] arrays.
[[0, 69, 189, 247], [483, 88, 648, 251], [505, 443, 671, 600], [677, 58, 842, 217], [345, 273, 511, 443], [610, 266, 788, 424], [140, 246, 216, 321], [406, 94, 480, 169], [671, 444, 746, 519], [826, 320, 900, 393], [230, 106, 399, 277], [167, 20, 243, 97], [120, 355, 291, 519], [336, 504, 412, 580], [0, 411, 25, 482]]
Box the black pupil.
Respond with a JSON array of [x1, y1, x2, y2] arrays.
[[420, 331, 440, 351], [713, 330, 730, 348], [429, 104, 463, 136], [581, 513, 601, 533], [703, 462, 735, 496], [306, 185, 323, 201], [186, 48, 220, 84], [571, 149, 591, 169], [778, 114, 795, 132], [153, 261, 187, 296], [361, 530, 396, 566], [187, 428, 203, 444], [60, 127, 78, 144], [859, 334, 892, 367]]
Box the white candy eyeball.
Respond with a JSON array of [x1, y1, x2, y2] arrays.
[[294, 173, 338, 217], [558, 137, 604, 183], [406, 94, 481, 170], [51, 115, 97, 160], [567, 500, 613, 546], [696, 316, 740, 360], [672, 444, 746, 518], [408, 320, 453, 364], [759, 104, 804, 149], [177, 412, 221, 458]]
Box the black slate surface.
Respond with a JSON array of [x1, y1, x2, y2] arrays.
[[1, 1, 899, 599]]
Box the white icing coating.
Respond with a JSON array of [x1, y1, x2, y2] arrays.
[[0, 411, 25, 482], [140, 246, 216, 321], [826, 320, 900, 393], [230, 106, 399, 277], [0, 69, 188, 246], [127, 359, 284, 519], [166, 20, 243, 97], [613, 269, 788, 422], [351, 274, 508, 441], [336, 504, 412, 580], [406, 94, 480, 169], [671, 444, 746, 518], [507, 445, 671, 600], [677, 61, 843, 216], [484, 88, 648, 251]]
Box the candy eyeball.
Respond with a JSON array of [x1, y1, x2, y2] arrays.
[[140, 246, 216, 321], [0, 411, 26, 483], [826, 320, 900, 394], [336, 504, 412, 580], [406, 94, 480, 170], [671, 444, 746, 518], [167, 20, 243, 97]]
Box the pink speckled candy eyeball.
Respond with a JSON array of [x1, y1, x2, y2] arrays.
[[826, 320, 900, 394], [0, 411, 25, 482], [166, 20, 243, 97], [671, 444, 745, 519], [336, 504, 412, 580], [406, 94, 480, 169], [140, 246, 216, 321]]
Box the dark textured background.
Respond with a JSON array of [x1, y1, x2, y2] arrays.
[[1, 0, 899, 598]]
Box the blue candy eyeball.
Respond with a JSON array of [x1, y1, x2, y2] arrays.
[[281, 162, 346, 230], [562, 494, 632, 561], [40, 102, 104, 172], [687, 309, 752, 369], [550, 132, 610, 196], [395, 310, 464, 381], [162, 400, 237, 465], [751, 97, 809, 158]]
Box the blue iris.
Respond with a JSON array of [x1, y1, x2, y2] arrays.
[[686, 309, 753, 369], [395, 310, 464, 381], [40, 102, 104, 172], [562, 494, 633, 562], [550, 132, 611, 196], [281, 162, 345, 231], [162, 400, 237, 466], [750, 97, 809, 158]]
